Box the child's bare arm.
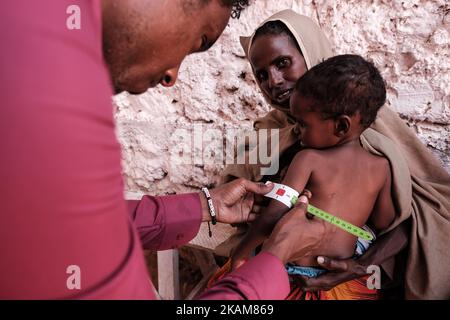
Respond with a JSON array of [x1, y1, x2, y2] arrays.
[[281, 150, 316, 192], [370, 163, 396, 233], [231, 200, 292, 267], [231, 150, 315, 267]]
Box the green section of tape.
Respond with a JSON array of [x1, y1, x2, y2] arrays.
[[291, 195, 298, 206], [307, 204, 373, 241], [291, 196, 373, 241]]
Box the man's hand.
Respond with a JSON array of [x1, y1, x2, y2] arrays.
[[200, 178, 274, 224], [262, 195, 326, 264]]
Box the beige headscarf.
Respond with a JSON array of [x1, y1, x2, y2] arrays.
[[218, 10, 450, 299], [222, 9, 333, 182]]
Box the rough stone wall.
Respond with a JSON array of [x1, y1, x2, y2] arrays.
[[115, 0, 450, 196]]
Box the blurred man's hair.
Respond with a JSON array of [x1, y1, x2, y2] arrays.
[[186, 0, 250, 18]]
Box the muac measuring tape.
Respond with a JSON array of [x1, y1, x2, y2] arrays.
[[263, 182, 374, 241]]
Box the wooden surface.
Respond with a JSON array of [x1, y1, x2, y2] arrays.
[[188, 222, 236, 252], [157, 249, 180, 300]]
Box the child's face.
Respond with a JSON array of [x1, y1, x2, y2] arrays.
[[290, 93, 338, 149], [249, 34, 307, 110]]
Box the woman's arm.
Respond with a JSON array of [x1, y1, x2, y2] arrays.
[[300, 221, 409, 292]]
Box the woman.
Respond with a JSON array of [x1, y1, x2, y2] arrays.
[[213, 10, 450, 299]]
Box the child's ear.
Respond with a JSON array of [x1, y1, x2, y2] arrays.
[[334, 115, 351, 137]]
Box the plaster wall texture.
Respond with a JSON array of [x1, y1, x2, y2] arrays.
[[115, 0, 450, 196]]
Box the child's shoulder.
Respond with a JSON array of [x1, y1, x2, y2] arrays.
[[291, 149, 326, 166], [365, 151, 391, 173], [362, 149, 389, 168], [357, 148, 392, 182]]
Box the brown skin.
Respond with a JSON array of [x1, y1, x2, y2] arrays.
[[232, 93, 396, 272], [246, 32, 409, 292], [300, 222, 409, 292], [262, 196, 327, 265], [100, 0, 327, 267], [198, 179, 274, 225], [200, 179, 327, 267], [249, 34, 307, 111], [102, 0, 231, 94]]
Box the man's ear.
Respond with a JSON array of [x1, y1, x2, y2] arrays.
[[334, 115, 351, 137]]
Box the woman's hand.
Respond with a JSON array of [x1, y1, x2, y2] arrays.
[[297, 256, 367, 292], [299, 222, 409, 292], [200, 178, 274, 224]]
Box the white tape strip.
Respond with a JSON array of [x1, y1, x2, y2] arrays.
[[263, 181, 300, 208]]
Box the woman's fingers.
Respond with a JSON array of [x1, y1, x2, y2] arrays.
[[316, 256, 349, 272], [301, 278, 333, 292]]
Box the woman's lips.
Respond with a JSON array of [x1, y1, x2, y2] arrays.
[[274, 89, 292, 103]]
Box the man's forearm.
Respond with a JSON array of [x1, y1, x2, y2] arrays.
[[127, 193, 202, 250], [199, 252, 290, 300]]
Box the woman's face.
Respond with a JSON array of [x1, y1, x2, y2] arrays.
[[249, 33, 307, 110]]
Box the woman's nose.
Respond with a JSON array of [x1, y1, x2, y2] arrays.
[[160, 66, 180, 87], [268, 70, 283, 89]]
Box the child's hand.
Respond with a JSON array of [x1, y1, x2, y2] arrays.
[[301, 189, 312, 199], [253, 193, 270, 207]]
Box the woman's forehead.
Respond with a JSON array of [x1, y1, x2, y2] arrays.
[[249, 34, 299, 67]]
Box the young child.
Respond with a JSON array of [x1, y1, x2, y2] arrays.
[[231, 54, 396, 293]]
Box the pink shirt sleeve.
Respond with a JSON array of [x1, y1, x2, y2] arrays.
[[198, 252, 290, 300], [0, 0, 155, 299], [0, 0, 289, 300], [127, 194, 202, 250]]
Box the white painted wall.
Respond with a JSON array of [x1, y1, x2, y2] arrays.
[[115, 0, 449, 196]]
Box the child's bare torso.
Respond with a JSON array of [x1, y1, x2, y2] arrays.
[[291, 142, 389, 267]]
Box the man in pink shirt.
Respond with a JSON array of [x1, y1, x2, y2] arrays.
[[0, 0, 325, 299]]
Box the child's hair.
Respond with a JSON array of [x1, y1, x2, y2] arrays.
[[295, 54, 386, 129], [253, 21, 301, 53]]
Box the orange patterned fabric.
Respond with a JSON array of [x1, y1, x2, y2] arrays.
[[287, 275, 380, 300], [208, 259, 380, 300]]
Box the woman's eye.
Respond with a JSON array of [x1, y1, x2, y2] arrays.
[[256, 71, 267, 82], [277, 58, 290, 68]]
